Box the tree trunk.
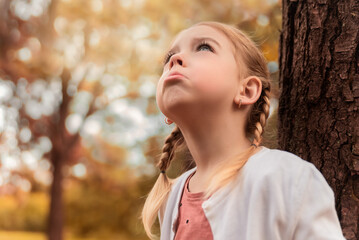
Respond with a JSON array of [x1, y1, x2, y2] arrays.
[[47, 68, 72, 240], [278, 1, 359, 239], [48, 150, 64, 240]]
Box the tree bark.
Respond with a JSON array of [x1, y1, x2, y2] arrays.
[[278, 0, 359, 239]]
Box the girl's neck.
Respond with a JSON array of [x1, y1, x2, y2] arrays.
[[177, 111, 252, 193]]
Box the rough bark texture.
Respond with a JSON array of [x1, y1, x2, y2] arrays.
[[278, 0, 359, 239]]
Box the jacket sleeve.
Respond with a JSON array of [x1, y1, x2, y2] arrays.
[[290, 163, 346, 240], [158, 188, 171, 229]]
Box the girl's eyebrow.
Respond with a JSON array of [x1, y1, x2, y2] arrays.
[[166, 37, 221, 55], [192, 37, 221, 48]]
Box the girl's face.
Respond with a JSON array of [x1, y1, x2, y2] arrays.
[[156, 25, 240, 120]]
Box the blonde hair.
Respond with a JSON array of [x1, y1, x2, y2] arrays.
[[142, 21, 271, 239]]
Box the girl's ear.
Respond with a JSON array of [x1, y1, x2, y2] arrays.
[[234, 76, 262, 106]]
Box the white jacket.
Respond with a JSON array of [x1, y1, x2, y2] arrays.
[[159, 147, 346, 240]]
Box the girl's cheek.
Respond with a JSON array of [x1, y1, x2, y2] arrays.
[[196, 81, 213, 92], [195, 74, 222, 93]]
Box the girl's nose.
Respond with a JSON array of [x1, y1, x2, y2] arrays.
[[169, 54, 184, 68]]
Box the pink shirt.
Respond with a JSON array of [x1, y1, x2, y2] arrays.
[[174, 173, 213, 240]]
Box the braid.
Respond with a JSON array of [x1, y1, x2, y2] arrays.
[[142, 126, 184, 239], [253, 89, 270, 146], [157, 126, 184, 172]]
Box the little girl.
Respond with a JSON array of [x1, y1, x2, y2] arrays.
[[142, 21, 345, 240]]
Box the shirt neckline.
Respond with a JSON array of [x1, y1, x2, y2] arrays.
[[184, 172, 204, 200]]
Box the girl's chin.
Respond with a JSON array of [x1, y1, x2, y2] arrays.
[[160, 92, 190, 109], [160, 102, 188, 116]]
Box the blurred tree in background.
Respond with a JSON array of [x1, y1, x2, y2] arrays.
[[0, 0, 281, 239]]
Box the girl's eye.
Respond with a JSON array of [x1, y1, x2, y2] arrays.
[[197, 42, 213, 52], [163, 52, 175, 65]]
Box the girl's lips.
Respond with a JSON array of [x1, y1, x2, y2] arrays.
[[164, 73, 186, 84]]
